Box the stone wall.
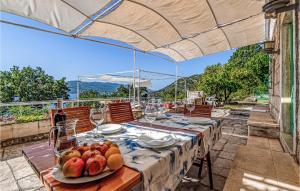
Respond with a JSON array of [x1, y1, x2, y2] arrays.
[[269, 16, 281, 122], [296, 8, 300, 163], [269, 8, 300, 163], [0, 119, 51, 148], [0, 119, 51, 141]]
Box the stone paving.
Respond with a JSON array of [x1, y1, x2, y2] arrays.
[[0, 156, 45, 191], [178, 114, 249, 191], [0, 113, 250, 191]]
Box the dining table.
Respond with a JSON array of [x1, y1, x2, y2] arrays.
[[22, 113, 222, 191]]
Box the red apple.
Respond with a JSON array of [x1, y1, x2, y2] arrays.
[[58, 150, 81, 168], [81, 148, 101, 162], [85, 154, 107, 176], [62, 157, 84, 178]]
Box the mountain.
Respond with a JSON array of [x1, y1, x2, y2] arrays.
[[67, 81, 120, 94], [67, 74, 202, 100]]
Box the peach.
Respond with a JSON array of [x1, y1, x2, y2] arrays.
[[104, 147, 120, 159], [62, 157, 84, 178], [85, 154, 107, 176], [58, 150, 81, 168], [103, 140, 112, 147], [107, 154, 123, 170], [81, 148, 101, 162], [110, 143, 119, 148]]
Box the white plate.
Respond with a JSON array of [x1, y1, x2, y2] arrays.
[[52, 166, 116, 184], [138, 135, 173, 146], [188, 117, 211, 124], [100, 124, 123, 134], [137, 139, 176, 149], [137, 136, 176, 149]]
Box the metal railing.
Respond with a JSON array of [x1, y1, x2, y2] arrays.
[[0, 97, 132, 124]]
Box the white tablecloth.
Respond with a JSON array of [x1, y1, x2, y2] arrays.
[[77, 114, 221, 191]]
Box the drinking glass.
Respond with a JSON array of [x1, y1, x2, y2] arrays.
[[90, 107, 106, 131], [144, 103, 158, 127], [185, 99, 195, 117]]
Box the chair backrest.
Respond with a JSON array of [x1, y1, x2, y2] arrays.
[[108, 102, 134, 123], [183, 105, 213, 118], [50, 106, 92, 133]]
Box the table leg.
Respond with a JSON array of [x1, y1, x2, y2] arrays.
[[206, 151, 213, 190], [197, 158, 204, 178]]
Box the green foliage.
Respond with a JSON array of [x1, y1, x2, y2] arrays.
[[79, 90, 100, 99], [154, 75, 202, 101], [155, 44, 269, 102], [79, 85, 148, 99], [0, 66, 69, 102], [15, 115, 46, 123], [225, 44, 269, 97], [8, 106, 48, 123], [199, 44, 269, 102], [199, 64, 239, 102], [113, 85, 129, 97]]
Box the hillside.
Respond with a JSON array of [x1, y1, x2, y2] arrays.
[[153, 74, 202, 100], [68, 81, 120, 94], [67, 74, 201, 100]]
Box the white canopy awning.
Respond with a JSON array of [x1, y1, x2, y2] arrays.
[[1, 0, 266, 62], [86, 74, 151, 88]]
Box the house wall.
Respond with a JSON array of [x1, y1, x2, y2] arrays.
[[269, 23, 281, 121], [269, 4, 299, 163], [296, 8, 300, 163]]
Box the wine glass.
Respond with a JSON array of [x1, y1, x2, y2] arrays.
[[90, 107, 106, 132], [144, 103, 158, 127], [157, 101, 166, 116], [185, 99, 195, 117]]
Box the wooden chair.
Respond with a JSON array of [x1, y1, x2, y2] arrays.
[[108, 102, 134, 123], [50, 106, 93, 133], [193, 151, 214, 190], [183, 105, 213, 118], [183, 105, 214, 189]]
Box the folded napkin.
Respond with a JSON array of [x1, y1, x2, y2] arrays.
[[139, 134, 173, 146]]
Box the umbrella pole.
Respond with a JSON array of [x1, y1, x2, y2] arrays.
[[77, 76, 80, 103], [133, 50, 136, 103], [175, 64, 178, 104], [138, 68, 141, 108]]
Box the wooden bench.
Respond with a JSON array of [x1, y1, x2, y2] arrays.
[[50, 106, 93, 133]]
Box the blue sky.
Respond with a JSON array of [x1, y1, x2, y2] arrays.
[[0, 12, 235, 90]]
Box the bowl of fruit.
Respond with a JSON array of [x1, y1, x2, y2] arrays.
[[52, 141, 124, 184]]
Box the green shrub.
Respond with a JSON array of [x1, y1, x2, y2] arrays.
[[15, 115, 46, 123], [8, 106, 48, 123]]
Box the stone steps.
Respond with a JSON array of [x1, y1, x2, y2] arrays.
[[224, 137, 300, 191], [247, 111, 279, 138]]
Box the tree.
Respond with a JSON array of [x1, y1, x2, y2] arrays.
[[79, 90, 99, 99], [199, 44, 269, 102], [199, 64, 239, 102], [112, 85, 149, 98], [225, 44, 269, 97], [0, 66, 69, 102]]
